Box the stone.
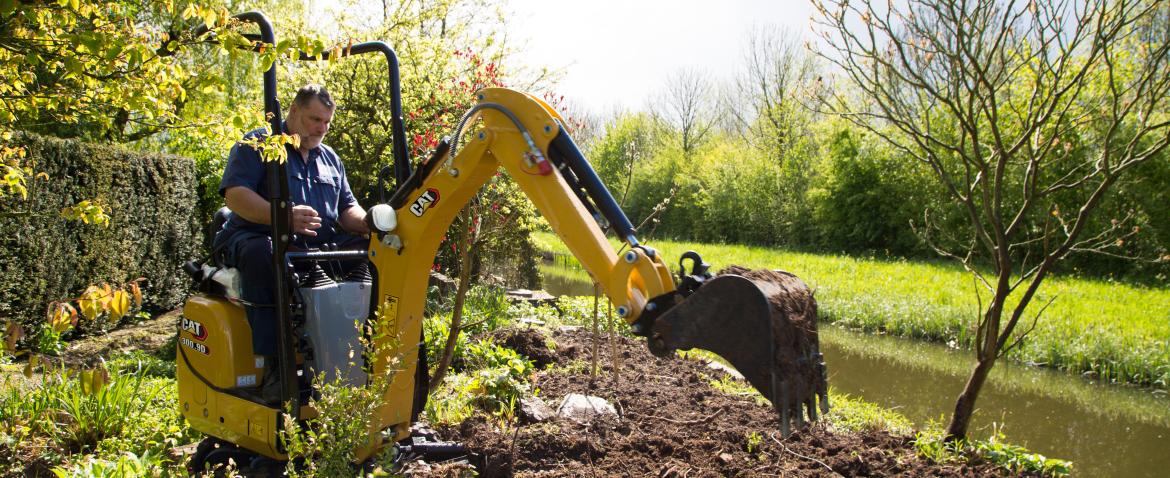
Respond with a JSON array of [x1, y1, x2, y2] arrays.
[[506, 288, 557, 307], [556, 393, 618, 423], [706, 361, 745, 380], [518, 396, 555, 423]]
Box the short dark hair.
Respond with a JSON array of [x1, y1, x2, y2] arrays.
[[293, 84, 334, 109]]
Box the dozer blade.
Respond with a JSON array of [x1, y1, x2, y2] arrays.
[[647, 268, 828, 436]]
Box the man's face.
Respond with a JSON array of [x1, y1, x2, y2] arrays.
[[288, 98, 334, 151]]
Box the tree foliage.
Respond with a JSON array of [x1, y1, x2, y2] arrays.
[[813, 0, 1170, 439]]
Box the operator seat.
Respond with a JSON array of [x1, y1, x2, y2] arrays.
[[187, 206, 242, 299], [210, 206, 233, 267]]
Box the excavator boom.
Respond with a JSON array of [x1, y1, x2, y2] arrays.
[[366, 88, 828, 439]]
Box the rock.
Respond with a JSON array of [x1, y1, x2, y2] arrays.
[[519, 396, 555, 423], [506, 288, 557, 307], [169, 442, 199, 461], [428, 271, 456, 299], [718, 452, 735, 464], [557, 393, 618, 423], [706, 361, 745, 380], [518, 317, 546, 327]]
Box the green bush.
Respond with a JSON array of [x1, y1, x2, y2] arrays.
[[811, 125, 931, 255], [0, 132, 199, 338]]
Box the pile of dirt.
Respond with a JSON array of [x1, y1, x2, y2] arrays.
[[438, 328, 1021, 477], [482, 327, 562, 368]]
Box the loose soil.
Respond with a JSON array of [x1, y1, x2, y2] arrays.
[[438, 327, 1023, 477], [16, 313, 1023, 477]]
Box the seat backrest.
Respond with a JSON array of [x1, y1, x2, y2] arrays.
[[209, 207, 233, 267], [211, 207, 232, 237]]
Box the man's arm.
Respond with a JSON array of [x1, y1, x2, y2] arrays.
[[225, 186, 322, 235], [338, 205, 370, 235], [224, 186, 272, 225]]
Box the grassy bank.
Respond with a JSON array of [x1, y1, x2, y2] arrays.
[[533, 231, 1170, 388]]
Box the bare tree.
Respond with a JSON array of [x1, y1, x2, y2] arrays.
[[726, 26, 819, 160], [653, 68, 718, 154], [813, 0, 1170, 440]]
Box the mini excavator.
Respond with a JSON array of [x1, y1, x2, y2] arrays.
[[178, 11, 828, 474]]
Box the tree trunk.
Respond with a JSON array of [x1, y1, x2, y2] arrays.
[[427, 226, 473, 393], [945, 354, 998, 441]]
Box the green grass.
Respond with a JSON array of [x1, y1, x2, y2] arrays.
[[533, 231, 1170, 388]]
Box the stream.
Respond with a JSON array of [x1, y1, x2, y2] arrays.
[[537, 261, 1170, 478]]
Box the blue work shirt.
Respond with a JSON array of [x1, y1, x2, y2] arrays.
[[218, 122, 359, 247]]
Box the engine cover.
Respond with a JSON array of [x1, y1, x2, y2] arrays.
[[300, 280, 371, 387]]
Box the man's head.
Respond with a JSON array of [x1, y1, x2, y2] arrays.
[[287, 84, 335, 152]]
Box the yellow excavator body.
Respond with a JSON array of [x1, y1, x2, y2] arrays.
[[176, 14, 826, 471], [178, 87, 826, 469]]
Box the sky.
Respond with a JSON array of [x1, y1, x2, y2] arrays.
[[310, 0, 820, 113], [501, 0, 818, 112]]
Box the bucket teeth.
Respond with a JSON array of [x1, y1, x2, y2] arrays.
[[780, 406, 791, 438], [779, 379, 791, 437]]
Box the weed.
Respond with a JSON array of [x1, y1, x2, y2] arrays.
[[108, 349, 175, 379], [281, 372, 390, 478], [54, 364, 149, 453], [548, 359, 591, 376], [745, 431, 763, 454], [913, 429, 1072, 477], [425, 371, 478, 425], [463, 340, 534, 413], [824, 391, 913, 435], [425, 339, 534, 425], [281, 298, 406, 477], [424, 312, 470, 373], [52, 451, 163, 477]]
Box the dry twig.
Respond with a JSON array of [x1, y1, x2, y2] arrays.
[[769, 432, 840, 477]]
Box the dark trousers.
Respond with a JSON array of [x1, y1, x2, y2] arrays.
[[214, 230, 367, 357]]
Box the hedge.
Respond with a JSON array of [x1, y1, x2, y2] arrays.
[[0, 132, 200, 333]]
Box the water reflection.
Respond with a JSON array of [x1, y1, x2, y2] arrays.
[[822, 327, 1170, 478]]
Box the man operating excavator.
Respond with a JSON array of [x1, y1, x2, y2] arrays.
[[212, 84, 370, 401]]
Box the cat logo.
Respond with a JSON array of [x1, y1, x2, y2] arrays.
[[410, 188, 440, 217], [181, 337, 210, 355], [181, 317, 207, 341]]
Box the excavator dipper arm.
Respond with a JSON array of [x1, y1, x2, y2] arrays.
[[364, 88, 826, 446]]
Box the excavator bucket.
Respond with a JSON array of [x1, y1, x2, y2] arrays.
[[647, 266, 828, 436]]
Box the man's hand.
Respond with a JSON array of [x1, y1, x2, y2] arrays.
[[292, 205, 322, 236], [339, 205, 371, 236]]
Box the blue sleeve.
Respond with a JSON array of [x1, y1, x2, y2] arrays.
[[336, 158, 359, 211], [219, 141, 264, 197]]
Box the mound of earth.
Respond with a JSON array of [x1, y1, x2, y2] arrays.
[[482, 327, 563, 368], [437, 328, 1021, 477]]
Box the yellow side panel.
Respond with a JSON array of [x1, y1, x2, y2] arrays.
[[177, 294, 283, 459], [179, 295, 264, 389]]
